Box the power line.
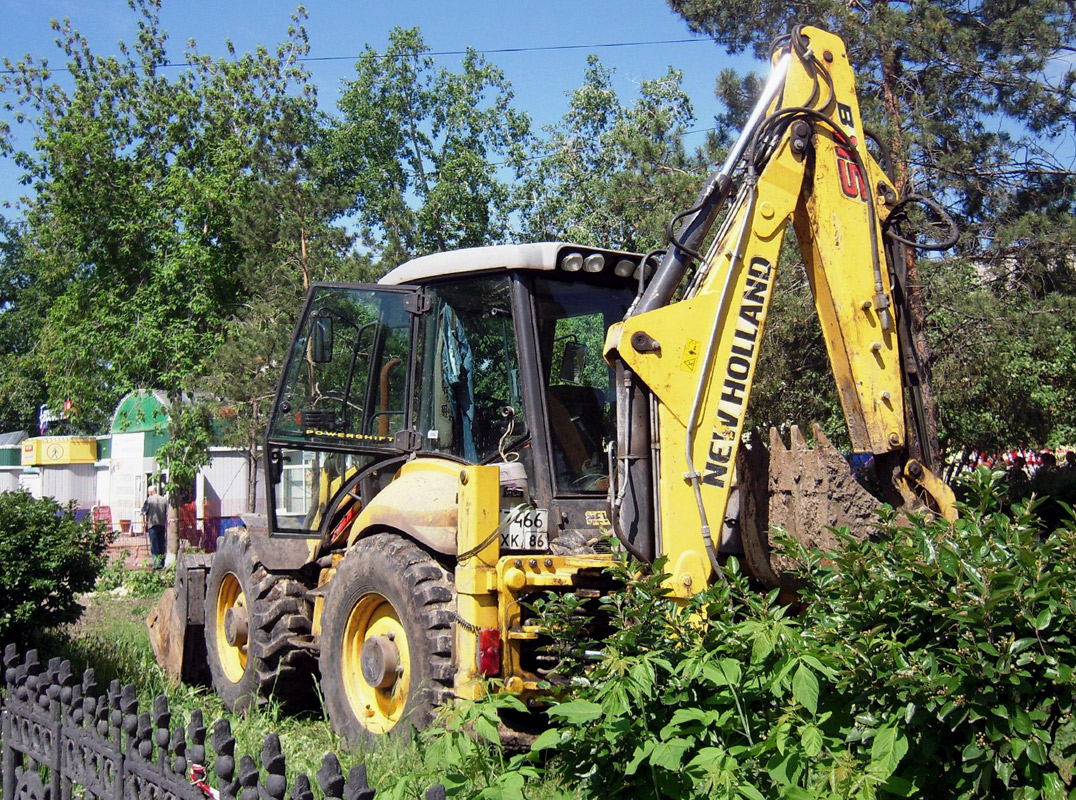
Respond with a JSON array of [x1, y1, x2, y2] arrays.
[[312, 37, 712, 62], [1, 36, 712, 75]]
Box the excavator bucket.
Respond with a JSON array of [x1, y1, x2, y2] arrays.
[[739, 424, 884, 591]]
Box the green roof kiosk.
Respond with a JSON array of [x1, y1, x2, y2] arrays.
[[107, 390, 172, 529]]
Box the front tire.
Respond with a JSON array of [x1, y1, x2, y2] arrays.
[[320, 533, 454, 742], [204, 532, 315, 713]]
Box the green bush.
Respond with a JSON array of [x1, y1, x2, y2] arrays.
[[514, 468, 1076, 799], [0, 490, 110, 644], [801, 470, 1076, 799], [525, 559, 881, 799]]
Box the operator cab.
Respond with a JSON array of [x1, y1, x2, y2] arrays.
[[264, 242, 650, 554]]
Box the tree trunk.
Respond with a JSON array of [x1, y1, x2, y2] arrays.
[[880, 48, 943, 469], [247, 440, 259, 514], [165, 500, 179, 567]]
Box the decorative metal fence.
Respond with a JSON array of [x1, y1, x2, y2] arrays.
[[1, 646, 446, 800]]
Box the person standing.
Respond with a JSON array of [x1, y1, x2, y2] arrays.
[[141, 486, 169, 570]]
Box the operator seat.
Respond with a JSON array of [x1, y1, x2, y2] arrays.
[[546, 384, 607, 488]]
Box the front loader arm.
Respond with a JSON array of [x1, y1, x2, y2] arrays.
[[605, 27, 955, 596]]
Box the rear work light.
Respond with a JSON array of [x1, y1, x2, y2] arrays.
[[478, 628, 502, 676]]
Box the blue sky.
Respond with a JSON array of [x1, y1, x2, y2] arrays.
[[0, 0, 764, 214]]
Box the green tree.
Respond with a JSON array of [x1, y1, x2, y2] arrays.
[[204, 93, 359, 512], [667, 1, 1076, 239], [927, 257, 1076, 455], [0, 0, 348, 545], [520, 56, 715, 251], [0, 217, 48, 433], [328, 27, 532, 267], [747, 259, 849, 448], [1, 1, 318, 423]]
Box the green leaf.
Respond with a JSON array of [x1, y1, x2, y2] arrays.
[[1009, 638, 1037, 656], [880, 774, 916, 797], [767, 751, 804, 787], [474, 715, 501, 745], [687, 746, 730, 770], [529, 728, 563, 752], [625, 740, 655, 776], [800, 724, 824, 758], [1033, 607, 1054, 631], [996, 759, 1013, 786], [1027, 738, 1048, 766], [904, 702, 919, 725], [668, 706, 712, 726], [703, 657, 744, 687], [752, 631, 774, 663], [977, 640, 1000, 656], [870, 727, 908, 780], [937, 542, 961, 577], [1049, 722, 1076, 783], [649, 737, 691, 771], [1011, 736, 1028, 761], [485, 770, 527, 800], [798, 654, 834, 678], [792, 663, 819, 716], [1014, 707, 1033, 735], [546, 699, 602, 724], [1042, 773, 1066, 800], [660, 707, 716, 740]]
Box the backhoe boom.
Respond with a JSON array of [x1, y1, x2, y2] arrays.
[[605, 26, 956, 595]]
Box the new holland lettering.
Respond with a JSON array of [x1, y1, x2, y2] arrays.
[[702, 257, 773, 488]]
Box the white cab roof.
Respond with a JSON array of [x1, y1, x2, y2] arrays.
[[379, 242, 568, 286]]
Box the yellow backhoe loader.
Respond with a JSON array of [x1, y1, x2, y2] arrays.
[[149, 26, 957, 743]]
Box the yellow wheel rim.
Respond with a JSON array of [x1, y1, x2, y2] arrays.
[[341, 594, 411, 734], [214, 572, 248, 683]]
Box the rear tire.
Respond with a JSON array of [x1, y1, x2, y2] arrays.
[[320, 533, 454, 743], [204, 531, 316, 713]]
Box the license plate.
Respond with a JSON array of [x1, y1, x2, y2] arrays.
[[500, 506, 549, 551]]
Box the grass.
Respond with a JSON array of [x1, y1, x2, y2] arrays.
[[22, 569, 569, 800]]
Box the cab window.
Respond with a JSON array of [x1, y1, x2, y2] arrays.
[[271, 286, 412, 446], [415, 276, 525, 462], [532, 275, 635, 493], [267, 286, 413, 534]]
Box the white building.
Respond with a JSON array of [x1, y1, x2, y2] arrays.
[[9, 390, 262, 553]]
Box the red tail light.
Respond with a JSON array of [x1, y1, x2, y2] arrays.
[[478, 628, 501, 676]]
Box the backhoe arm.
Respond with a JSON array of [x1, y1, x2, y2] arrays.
[[605, 27, 956, 596]]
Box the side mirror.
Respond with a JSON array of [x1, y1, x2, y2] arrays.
[[310, 315, 333, 363], [559, 340, 587, 384]]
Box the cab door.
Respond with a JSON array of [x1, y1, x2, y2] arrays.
[[265, 283, 422, 538]]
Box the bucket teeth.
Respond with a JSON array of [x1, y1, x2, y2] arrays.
[[789, 425, 809, 452], [769, 426, 784, 453], [811, 423, 833, 450]]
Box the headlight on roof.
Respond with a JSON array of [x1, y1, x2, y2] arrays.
[[583, 253, 605, 273]]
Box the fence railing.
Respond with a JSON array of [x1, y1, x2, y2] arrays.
[[1, 645, 445, 800]]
